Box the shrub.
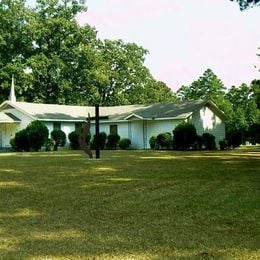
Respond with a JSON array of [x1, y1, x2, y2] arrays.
[[149, 136, 157, 149], [51, 129, 66, 151], [247, 123, 260, 144], [10, 121, 48, 152], [195, 135, 203, 150], [219, 139, 228, 150], [201, 133, 216, 150], [91, 132, 107, 149], [9, 138, 17, 151], [45, 138, 55, 152], [26, 121, 49, 151], [68, 131, 80, 150], [12, 129, 30, 151], [173, 122, 197, 150], [107, 133, 120, 149], [156, 132, 172, 149], [119, 138, 131, 149], [227, 130, 243, 148]]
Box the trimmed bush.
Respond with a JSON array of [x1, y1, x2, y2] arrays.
[[173, 122, 197, 150], [26, 121, 49, 151], [51, 129, 66, 151], [12, 129, 30, 151], [45, 138, 55, 152], [195, 135, 203, 150], [201, 133, 216, 150], [68, 131, 80, 150], [107, 133, 120, 149], [91, 132, 107, 149], [156, 132, 172, 149], [219, 139, 228, 150], [149, 136, 157, 149], [119, 138, 131, 149]]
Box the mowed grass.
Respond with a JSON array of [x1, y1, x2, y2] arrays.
[[0, 150, 259, 259]]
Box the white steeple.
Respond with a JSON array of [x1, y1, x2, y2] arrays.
[[8, 75, 16, 102]]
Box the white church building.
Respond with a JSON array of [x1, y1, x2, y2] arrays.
[[0, 79, 226, 149]]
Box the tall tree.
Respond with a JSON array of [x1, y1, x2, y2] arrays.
[[90, 39, 174, 105], [0, 0, 31, 102], [0, 0, 174, 106], [24, 0, 98, 104], [251, 79, 260, 109], [176, 69, 226, 102]]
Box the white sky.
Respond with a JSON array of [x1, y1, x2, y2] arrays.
[[28, 0, 260, 91], [78, 0, 260, 90]]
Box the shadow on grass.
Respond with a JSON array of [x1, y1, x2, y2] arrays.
[[0, 150, 259, 259]]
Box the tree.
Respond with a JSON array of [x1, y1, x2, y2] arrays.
[[0, 0, 175, 106], [24, 0, 98, 104], [0, 0, 32, 102], [225, 83, 259, 126], [176, 69, 226, 103], [251, 80, 260, 110], [93, 39, 174, 106], [230, 0, 260, 10]]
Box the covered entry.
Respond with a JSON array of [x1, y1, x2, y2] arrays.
[[0, 112, 20, 149]]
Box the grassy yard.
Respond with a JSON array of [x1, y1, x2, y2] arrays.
[[0, 150, 259, 259]]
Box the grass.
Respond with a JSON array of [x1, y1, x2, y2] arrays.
[[0, 150, 259, 259]]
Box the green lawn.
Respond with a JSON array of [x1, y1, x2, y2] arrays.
[[0, 150, 259, 259]]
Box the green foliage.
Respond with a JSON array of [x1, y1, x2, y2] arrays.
[[201, 133, 216, 150], [247, 123, 260, 144], [173, 122, 198, 150], [227, 130, 243, 148], [68, 131, 80, 150], [26, 121, 49, 151], [91, 132, 107, 149], [45, 138, 55, 152], [219, 139, 229, 150], [12, 129, 30, 152], [51, 129, 66, 151], [149, 136, 158, 149], [251, 80, 260, 110], [0, 0, 173, 105], [156, 132, 172, 149], [107, 133, 120, 149], [11, 120, 48, 152], [0, 0, 32, 102], [177, 69, 226, 103], [119, 138, 131, 150]]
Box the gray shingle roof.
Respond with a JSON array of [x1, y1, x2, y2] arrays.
[[1, 100, 226, 122]]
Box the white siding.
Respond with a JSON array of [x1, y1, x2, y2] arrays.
[[130, 120, 144, 149], [0, 123, 20, 148], [0, 108, 34, 148], [146, 119, 181, 149], [4, 108, 33, 131], [61, 123, 76, 145], [190, 106, 225, 147]]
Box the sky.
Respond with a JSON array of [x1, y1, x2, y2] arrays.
[[76, 0, 260, 91], [28, 0, 260, 91]]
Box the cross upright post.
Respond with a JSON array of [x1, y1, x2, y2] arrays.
[[95, 104, 100, 159]]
